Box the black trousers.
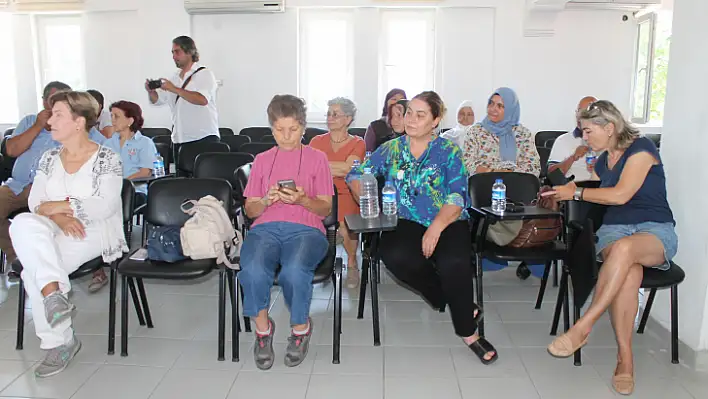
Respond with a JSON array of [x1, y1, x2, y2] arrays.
[[379, 219, 477, 337], [173, 134, 220, 176]]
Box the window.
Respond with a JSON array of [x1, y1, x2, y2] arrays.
[[379, 10, 435, 108], [630, 12, 672, 124], [298, 9, 354, 121], [35, 14, 86, 98], [0, 13, 19, 123]]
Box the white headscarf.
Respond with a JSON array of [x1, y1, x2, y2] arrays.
[[441, 100, 475, 149]]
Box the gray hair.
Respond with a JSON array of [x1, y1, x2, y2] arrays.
[[578, 100, 640, 150], [267, 94, 307, 127], [327, 97, 357, 126]]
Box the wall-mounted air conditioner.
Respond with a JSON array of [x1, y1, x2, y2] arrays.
[[12, 0, 84, 11], [184, 0, 285, 15], [567, 0, 661, 10]]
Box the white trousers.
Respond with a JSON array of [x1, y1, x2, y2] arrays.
[[10, 213, 102, 349]]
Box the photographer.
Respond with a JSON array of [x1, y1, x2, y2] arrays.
[[145, 35, 220, 165]]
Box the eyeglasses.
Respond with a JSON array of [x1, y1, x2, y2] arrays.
[[326, 112, 346, 119]]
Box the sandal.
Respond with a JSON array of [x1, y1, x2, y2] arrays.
[[547, 333, 588, 358], [612, 373, 634, 395], [468, 337, 499, 365], [88, 272, 109, 293]]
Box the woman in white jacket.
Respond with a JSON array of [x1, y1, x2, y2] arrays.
[[10, 91, 127, 378], [441, 100, 475, 149]]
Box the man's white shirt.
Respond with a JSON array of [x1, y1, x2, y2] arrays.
[[548, 131, 593, 182], [154, 62, 220, 144]]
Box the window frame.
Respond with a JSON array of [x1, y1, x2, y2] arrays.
[[298, 8, 355, 123], [630, 13, 657, 124]]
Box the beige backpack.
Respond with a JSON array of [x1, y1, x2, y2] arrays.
[[180, 195, 241, 268]]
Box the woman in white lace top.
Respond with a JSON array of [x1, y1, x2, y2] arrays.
[[9, 91, 127, 378]]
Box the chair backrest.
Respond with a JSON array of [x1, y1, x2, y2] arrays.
[[348, 127, 366, 138], [233, 163, 252, 202], [440, 127, 451, 134], [303, 127, 327, 144], [152, 134, 172, 146], [221, 135, 251, 152], [240, 142, 276, 156], [194, 152, 255, 194], [121, 179, 136, 224], [564, 180, 605, 233], [0, 136, 16, 182], [141, 127, 172, 138], [260, 135, 277, 143], [323, 185, 338, 229], [468, 172, 540, 208], [177, 141, 230, 175], [219, 127, 235, 136], [645, 133, 661, 149], [240, 127, 271, 142], [537, 147, 551, 178], [145, 177, 233, 227], [535, 130, 566, 149]]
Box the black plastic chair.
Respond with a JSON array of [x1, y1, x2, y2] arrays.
[[469, 172, 565, 337], [141, 128, 172, 138], [221, 135, 251, 152], [303, 127, 327, 144], [177, 141, 230, 177], [231, 183, 344, 364], [348, 127, 366, 138], [239, 142, 275, 157], [0, 136, 16, 183], [219, 127, 235, 136], [154, 142, 171, 172], [535, 131, 566, 149], [538, 147, 551, 180], [233, 164, 252, 236], [15, 180, 140, 351], [260, 135, 277, 144], [239, 127, 271, 143], [645, 133, 661, 149], [194, 152, 254, 215], [4, 128, 14, 137], [111, 177, 235, 360]]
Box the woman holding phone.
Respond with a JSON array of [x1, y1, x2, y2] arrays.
[[238, 94, 334, 371]]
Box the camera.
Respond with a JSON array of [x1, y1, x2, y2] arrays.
[[147, 79, 162, 90]]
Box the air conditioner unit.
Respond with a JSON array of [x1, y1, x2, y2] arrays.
[[567, 0, 661, 10], [12, 0, 84, 11], [184, 0, 284, 14]]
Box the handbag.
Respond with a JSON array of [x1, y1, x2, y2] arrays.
[[507, 186, 562, 248], [147, 226, 187, 263]]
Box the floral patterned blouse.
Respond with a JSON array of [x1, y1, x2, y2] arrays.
[[462, 124, 541, 177]]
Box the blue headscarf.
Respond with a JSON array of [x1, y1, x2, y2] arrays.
[[480, 87, 520, 162]]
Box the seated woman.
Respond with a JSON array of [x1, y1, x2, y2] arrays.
[[441, 100, 475, 149], [347, 91, 498, 365], [9, 91, 126, 378], [462, 87, 540, 176], [309, 97, 365, 288], [89, 100, 157, 293], [364, 88, 406, 152], [545, 100, 677, 396], [239, 94, 334, 370]]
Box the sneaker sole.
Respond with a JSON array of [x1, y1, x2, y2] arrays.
[[35, 340, 82, 378], [254, 319, 276, 371], [284, 320, 313, 368]]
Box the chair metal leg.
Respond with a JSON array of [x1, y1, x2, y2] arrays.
[[108, 267, 117, 355], [357, 235, 369, 320], [227, 270, 238, 331], [370, 235, 381, 346], [15, 279, 25, 350], [121, 275, 129, 357], [552, 260, 559, 287], [218, 269, 226, 361], [231, 271, 240, 362], [550, 270, 568, 336], [573, 304, 582, 366], [563, 279, 570, 333], [535, 261, 552, 309], [475, 253, 485, 337], [332, 257, 343, 364], [637, 288, 657, 334], [127, 278, 146, 326], [136, 278, 153, 328], [671, 285, 679, 364]]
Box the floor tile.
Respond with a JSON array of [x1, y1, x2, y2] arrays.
[[227, 371, 309, 399], [173, 340, 248, 371], [104, 337, 186, 368], [385, 376, 461, 399], [384, 346, 454, 377], [149, 368, 237, 399], [1, 362, 100, 399], [71, 365, 167, 399], [318, 319, 377, 346], [531, 373, 616, 399], [451, 345, 527, 379], [458, 376, 540, 399], [305, 374, 383, 399], [311, 344, 383, 375], [0, 361, 35, 393]]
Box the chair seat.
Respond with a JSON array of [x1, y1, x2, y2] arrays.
[[273, 247, 335, 285], [12, 256, 104, 279], [478, 240, 566, 262], [641, 262, 685, 289], [118, 248, 217, 280]]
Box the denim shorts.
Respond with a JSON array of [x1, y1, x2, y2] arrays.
[[596, 221, 678, 271]]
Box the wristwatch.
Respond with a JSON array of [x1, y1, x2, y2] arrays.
[[573, 187, 584, 201]]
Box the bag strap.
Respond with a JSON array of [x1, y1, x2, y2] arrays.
[[175, 66, 207, 105]]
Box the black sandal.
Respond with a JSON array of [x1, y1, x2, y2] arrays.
[[468, 337, 499, 365]]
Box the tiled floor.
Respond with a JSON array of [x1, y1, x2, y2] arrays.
[[0, 248, 705, 398]]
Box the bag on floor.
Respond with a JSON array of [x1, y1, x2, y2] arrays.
[[180, 195, 241, 268], [147, 226, 187, 263]]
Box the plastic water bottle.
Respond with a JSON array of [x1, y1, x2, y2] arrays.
[[153, 153, 166, 178], [382, 180, 397, 216], [585, 150, 597, 170], [359, 167, 380, 219], [491, 179, 506, 213], [352, 160, 361, 170], [364, 151, 372, 163]]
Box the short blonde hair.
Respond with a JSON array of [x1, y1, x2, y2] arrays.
[[578, 100, 640, 150], [49, 91, 100, 132]]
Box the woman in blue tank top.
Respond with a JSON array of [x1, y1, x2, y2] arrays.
[[542, 100, 677, 395]]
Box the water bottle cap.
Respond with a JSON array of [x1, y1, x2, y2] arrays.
[[385, 180, 392, 184], [495, 179, 503, 183], [363, 167, 372, 174]]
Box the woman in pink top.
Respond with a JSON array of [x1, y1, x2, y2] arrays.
[[240, 95, 334, 371]]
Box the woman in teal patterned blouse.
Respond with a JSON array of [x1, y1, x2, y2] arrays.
[[346, 91, 498, 365]]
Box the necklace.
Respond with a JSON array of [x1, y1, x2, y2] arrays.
[[330, 133, 350, 144]]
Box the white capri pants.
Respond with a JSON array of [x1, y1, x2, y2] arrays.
[[10, 213, 102, 349]]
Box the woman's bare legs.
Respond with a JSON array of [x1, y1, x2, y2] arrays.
[[340, 223, 360, 287], [610, 263, 643, 378]]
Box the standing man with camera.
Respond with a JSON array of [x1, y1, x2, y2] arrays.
[[145, 35, 220, 171]]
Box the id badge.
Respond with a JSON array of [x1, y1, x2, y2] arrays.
[[396, 169, 404, 181]]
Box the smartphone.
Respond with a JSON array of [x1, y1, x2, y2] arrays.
[[278, 179, 296, 191]]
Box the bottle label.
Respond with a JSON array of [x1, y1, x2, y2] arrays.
[[382, 193, 396, 203], [492, 189, 505, 200]]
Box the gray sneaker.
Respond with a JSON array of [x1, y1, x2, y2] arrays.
[[43, 291, 76, 328], [253, 317, 276, 370], [284, 318, 313, 367], [35, 336, 81, 378]]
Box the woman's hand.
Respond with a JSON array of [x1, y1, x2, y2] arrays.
[[422, 223, 444, 259], [542, 181, 577, 201], [51, 214, 86, 239], [266, 185, 281, 206], [279, 186, 307, 205], [37, 201, 73, 217]]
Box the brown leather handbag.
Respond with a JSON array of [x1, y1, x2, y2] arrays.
[[508, 186, 562, 248]]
